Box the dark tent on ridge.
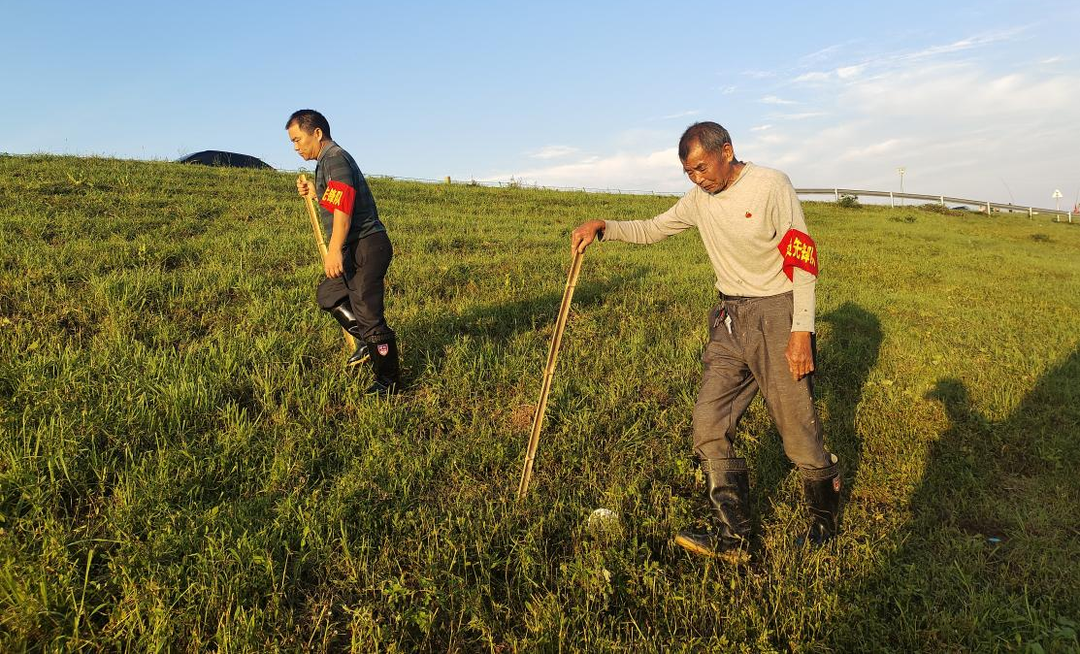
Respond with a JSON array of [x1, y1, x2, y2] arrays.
[[178, 150, 272, 169]]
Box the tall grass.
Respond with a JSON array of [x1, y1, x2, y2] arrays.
[[1, 154, 1078, 651]]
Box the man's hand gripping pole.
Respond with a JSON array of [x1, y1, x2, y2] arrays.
[[299, 174, 356, 351]]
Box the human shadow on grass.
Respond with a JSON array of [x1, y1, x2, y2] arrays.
[[750, 301, 882, 544], [825, 349, 1080, 650]]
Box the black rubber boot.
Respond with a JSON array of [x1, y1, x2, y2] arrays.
[[801, 454, 841, 545], [674, 458, 751, 563], [365, 335, 401, 395], [325, 302, 370, 367]]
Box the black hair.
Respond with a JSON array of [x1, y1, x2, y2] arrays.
[[285, 109, 332, 139]]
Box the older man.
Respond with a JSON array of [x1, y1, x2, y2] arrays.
[[571, 122, 840, 561]]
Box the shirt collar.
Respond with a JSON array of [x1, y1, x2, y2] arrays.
[[316, 140, 337, 163], [728, 162, 753, 190]]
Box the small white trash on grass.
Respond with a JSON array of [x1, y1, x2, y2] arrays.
[[587, 508, 620, 539]]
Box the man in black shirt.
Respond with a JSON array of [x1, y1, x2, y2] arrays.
[[287, 109, 400, 394]]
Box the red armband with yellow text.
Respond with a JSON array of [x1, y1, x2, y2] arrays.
[[778, 229, 818, 280], [319, 180, 356, 215]]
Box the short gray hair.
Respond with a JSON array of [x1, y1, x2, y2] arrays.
[[678, 122, 732, 160]]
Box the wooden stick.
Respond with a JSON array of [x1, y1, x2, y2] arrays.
[[299, 174, 356, 350], [300, 174, 329, 259], [517, 248, 585, 499]]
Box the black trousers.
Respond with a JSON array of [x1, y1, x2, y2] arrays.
[[315, 231, 395, 342]]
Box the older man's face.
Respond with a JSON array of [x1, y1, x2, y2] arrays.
[[682, 140, 736, 194]]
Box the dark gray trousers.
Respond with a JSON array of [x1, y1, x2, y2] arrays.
[[691, 292, 830, 471], [315, 231, 394, 342]]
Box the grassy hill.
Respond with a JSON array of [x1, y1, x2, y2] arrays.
[[1, 154, 1078, 651]]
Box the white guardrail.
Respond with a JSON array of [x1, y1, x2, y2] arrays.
[[358, 173, 1076, 223], [796, 188, 1075, 223]]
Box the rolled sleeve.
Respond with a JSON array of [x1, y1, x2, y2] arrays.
[[791, 268, 816, 332]]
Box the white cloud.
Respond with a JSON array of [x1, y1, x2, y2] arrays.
[[899, 28, 1027, 63], [483, 148, 689, 192], [792, 28, 1029, 88], [742, 70, 777, 79], [769, 61, 1080, 205], [793, 71, 831, 83], [757, 133, 788, 145], [527, 145, 580, 160], [835, 64, 867, 79], [760, 95, 800, 105], [835, 138, 906, 162], [746, 122, 861, 170], [720, 85, 737, 94], [480, 31, 1080, 206], [799, 43, 847, 66], [613, 127, 673, 148], [793, 64, 867, 84], [739, 128, 795, 158], [843, 63, 1076, 118]]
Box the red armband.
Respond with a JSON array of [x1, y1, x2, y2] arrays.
[[318, 180, 356, 215], [778, 229, 819, 280]]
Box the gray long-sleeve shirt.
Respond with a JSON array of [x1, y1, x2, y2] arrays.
[[603, 163, 817, 332]]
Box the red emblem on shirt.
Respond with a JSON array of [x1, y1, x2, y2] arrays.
[[319, 180, 356, 215], [745, 211, 753, 218], [778, 229, 819, 280]]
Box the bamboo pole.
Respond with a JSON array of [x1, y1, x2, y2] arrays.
[[517, 248, 585, 499], [299, 174, 356, 350]]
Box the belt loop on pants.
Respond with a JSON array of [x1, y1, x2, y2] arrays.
[[719, 291, 754, 303]]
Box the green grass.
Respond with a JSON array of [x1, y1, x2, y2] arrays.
[[1, 154, 1078, 652]]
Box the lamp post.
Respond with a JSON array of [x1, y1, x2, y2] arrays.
[[897, 167, 906, 206]]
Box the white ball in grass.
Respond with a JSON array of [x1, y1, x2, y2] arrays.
[[587, 508, 619, 536]]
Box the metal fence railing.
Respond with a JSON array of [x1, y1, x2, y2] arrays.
[[796, 188, 1075, 222], [351, 172, 1077, 223]]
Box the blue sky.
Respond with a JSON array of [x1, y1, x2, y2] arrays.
[[3, 0, 1078, 208]]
